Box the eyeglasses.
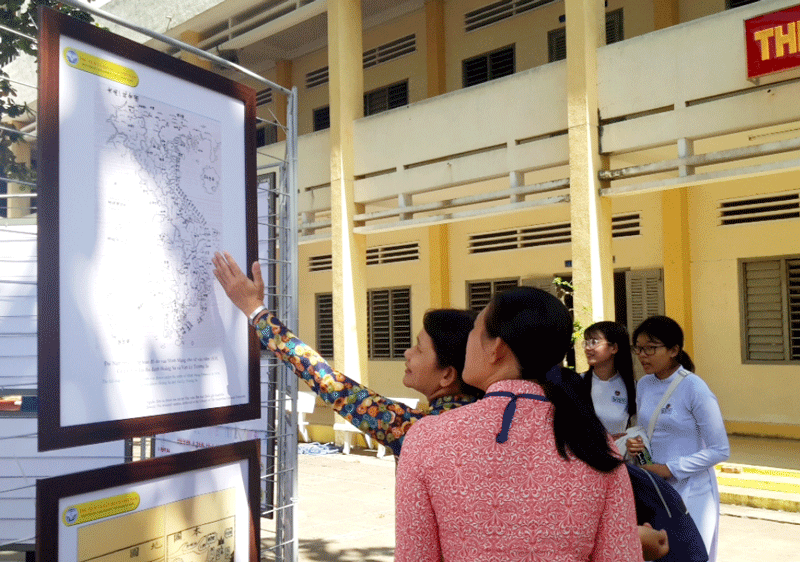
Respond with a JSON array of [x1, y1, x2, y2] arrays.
[[632, 344, 665, 356], [582, 338, 608, 350]]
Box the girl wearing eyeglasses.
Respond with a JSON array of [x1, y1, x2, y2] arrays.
[[626, 316, 729, 562], [580, 321, 637, 440]]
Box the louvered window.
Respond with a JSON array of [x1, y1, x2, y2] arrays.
[[463, 45, 515, 88], [316, 293, 334, 359], [612, 213, 641, 238], [469, 222, 571, 254], [741, 257, 800, 362], [548, 10, 625, 62], [309, 254, 332, 272], [626, 269, 664, 336], [727, 0, 762, 8], [306, 66, 329, 89], [366, 243, 419, 265], [363, 35, 416, 69], [364, 81, 409, 117], [313, 106, 330, 132], [467, 279, 520, 311], [465, 0, 556, 32], [368, 288, 411, 359], [720, 193, 800, 225]]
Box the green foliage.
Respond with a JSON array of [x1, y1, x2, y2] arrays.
[[0, 1, 94, 186], [552, 276, 583, 345]]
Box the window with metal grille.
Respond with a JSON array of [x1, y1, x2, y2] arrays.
[[741, 257, 800, 362], [469, 222, 571, 254], [606, 9, 624, 44], [368, 287, 411, 359], [463, 45, 515, 88], [316, 293, 334, 359], [309, 254, 333, 272], [306, 66, 329, 89], [548, 9, 625, 62], [465, 0, 556, 32], [727, 0, 762, 8], [720, 193, 800, 225], [256, 123, 278, 148], [467, 279, 520, 311], [363, 35, 416, 68], [548, 28, 567, 62], [366, 243, 419, 265], [313, 106, 330, 132], [364, 81, 409, 116], [612, 213, 641, 237]]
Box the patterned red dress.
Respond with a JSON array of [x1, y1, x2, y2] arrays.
[[395, 379, 643, 562]]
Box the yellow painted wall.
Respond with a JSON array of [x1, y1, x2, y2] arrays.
[[293, 48, 331, 135], [689, 171, 800, 428]]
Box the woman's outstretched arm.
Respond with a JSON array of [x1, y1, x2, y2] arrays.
[[212, 251, 426, 456]]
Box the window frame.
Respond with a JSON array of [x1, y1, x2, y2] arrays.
[[462, 44, 516, 88], [367, 286, 412, 360], [315, 292, 334, 360], [739, 255, 800, 364]]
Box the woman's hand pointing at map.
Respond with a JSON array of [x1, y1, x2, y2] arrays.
[[212, 252, 266, 321]]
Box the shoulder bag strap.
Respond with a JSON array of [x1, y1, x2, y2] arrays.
[[646, 369, 688, 442]]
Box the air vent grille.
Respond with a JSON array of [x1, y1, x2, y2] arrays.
[[367, 243, 419, 265], [256, 88, 272, 106], [720, 193, 800, 225], [465, 0, 556, 32], [612, 213, 641, 237], [363, 35, 416, 69], [306, 66, 329, 89], [309, 254, 332, 272], [469, 222, 571, 254]]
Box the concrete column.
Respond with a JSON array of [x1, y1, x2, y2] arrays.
[[425, 0, 450, 309], [274, 60, 292, 142], [328, 0, 368, 383], [566, 0, 613, 371], [425, 0, 446, 98], [179, 31, 211, 70], [653, 0, 679, 30], [662, 139, 694, 355]]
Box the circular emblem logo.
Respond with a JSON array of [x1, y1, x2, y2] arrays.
[[66, 50, 78, 65], [65, 507, 79, 524]]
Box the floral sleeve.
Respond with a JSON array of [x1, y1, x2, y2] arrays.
[[254, 312, 425, 457]]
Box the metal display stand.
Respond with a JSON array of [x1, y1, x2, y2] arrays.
[[0, 1, 300, 560]]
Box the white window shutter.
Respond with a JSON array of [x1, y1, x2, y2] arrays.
[[742, 260, 785, 361], [626, 269, 664, 335]]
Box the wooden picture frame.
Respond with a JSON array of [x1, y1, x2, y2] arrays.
[[37, 8, 259, 451], [36, 440, 260, 562]]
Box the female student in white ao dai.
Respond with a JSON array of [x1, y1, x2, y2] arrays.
[[626, 316, 729, 562]]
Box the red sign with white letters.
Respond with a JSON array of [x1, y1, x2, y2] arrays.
[[746, 4, 800, 78]]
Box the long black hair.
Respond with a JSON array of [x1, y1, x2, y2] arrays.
[[582, 321, 637, 418], [632, 315, 695, 372], [484, 287, 622, 473], [423, 308, 483, 397]]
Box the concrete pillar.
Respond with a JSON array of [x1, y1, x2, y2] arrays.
[[653, 0, 679, 30], [566, 0, 614, 371], [179, 31, 211, 70], [328, 0, 368, 384], [425, 0, 450, 309], [425, 0, 446, 98], [274, 60, 292, 142], [662, 139, 694, 355]]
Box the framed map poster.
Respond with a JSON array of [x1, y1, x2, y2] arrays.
[[36, 440, 260, 562], [37, 8, 260, 451]]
